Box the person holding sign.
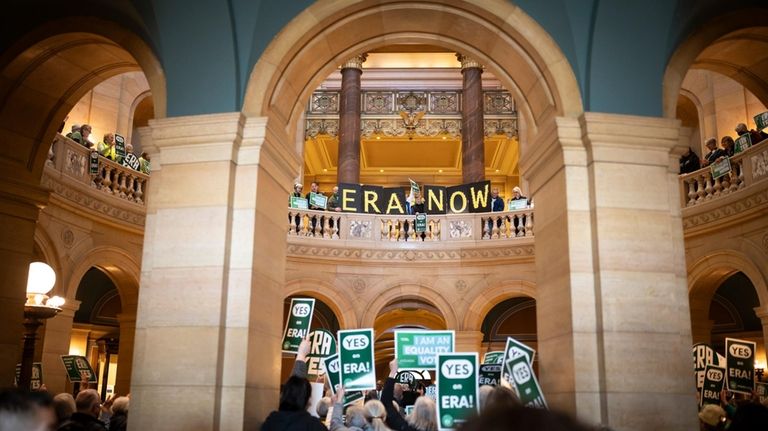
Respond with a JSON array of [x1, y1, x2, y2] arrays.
[[721, 136, 735, 158], [97, 133, 116, 160], [382, 359, 438, 431], [735, 122, 767, 146], [306, 182, 326, 210], [702, 138, 725, 167]]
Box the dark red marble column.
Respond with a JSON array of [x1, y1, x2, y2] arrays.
[[338, 54, 366, 184], [458, 54, 485, 183]]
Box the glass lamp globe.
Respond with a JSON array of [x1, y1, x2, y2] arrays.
[[26, 262, 56, 295]]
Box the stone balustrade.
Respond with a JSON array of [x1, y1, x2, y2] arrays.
[[287, 208, 534, 242], [679, 138, 768, 207]]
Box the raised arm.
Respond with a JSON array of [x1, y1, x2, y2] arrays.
[[291, 337, 311, 378], [382, 359, 410, 431]]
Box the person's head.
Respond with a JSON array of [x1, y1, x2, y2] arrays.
[[376, 380, 383, 391], [332, 186, 339, 194], [346, 405, 367, 429], [74, 389, 100, 418], [363, 400, 387, 431], [126, 143, 134, 153], [491, 187, 499, 198], [735, 123, 748, 135], [27, 391, 54, 431], [483, 386, 521, 412], [0, 390, 47, 431], [71, 124, 81, 133], [512, 186, 522, 199], [705, 137, 717, 150], [315, 396, 331, 418], [52, 393, 75, 424], [294, 183, 303, 193], [103, 133, 114, 144], [110, 396, 129, 416], [80, 124, 92, 139], [141, 152, 150, 161], [279, 376, 312, 412], [478, 385, 495, 411], [408, 396, 437, 431], [721, 136, 734, 149], [461, 405, 591, 431], [310, 182, 319, 192], [698, 404, 727, 430]]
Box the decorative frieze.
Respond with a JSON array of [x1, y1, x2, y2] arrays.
[[307, 118, 515, 139]]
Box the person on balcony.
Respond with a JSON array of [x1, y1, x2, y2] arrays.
[[70, 124, 92, 147], [721, 136, 735, 158], [679, 147, 701, 174], [735, 122, 767, 145], [138, 152, 151, 174], [65, 124, 80, 140], [97, 133, 117, 161], [306, 182, 325, 210], [328, 186, 342, 212], [702, 138, 725, 167], [491, 188, 505, 212], [409, 191, 425, 214]]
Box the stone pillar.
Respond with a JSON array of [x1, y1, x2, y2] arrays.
[[40, 300, 80, 394], [455, 331, 484, 354], [457, 54, 485, 183], [522, 113, 697, 431], [689, 293, 714, 344], [0, 178, 48, 386], [337, 54, 366, 184], [114, 313, 136, 396], [129, 113, 298, 431], [756, 306, 768, 367]]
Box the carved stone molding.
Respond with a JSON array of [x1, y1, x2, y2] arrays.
[[682, 188, 768, 229], [61, 229, 75, 248], [341, 53, 368, 70], [285, 243, 535, 262], [456, 54, 483, 70]]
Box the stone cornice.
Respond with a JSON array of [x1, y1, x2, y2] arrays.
[[682, 184, 768, 235]]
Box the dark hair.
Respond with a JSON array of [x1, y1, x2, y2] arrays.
[[728, 402, 768, 431], [0, 389, 44, 430], [279, 376, 311, 412], [27, 390, 52, 408], [459, 405, 591, 431]]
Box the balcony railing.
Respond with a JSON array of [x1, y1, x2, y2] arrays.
[[287, 208, 534, 242], [679, 138, 768, 207], [48, 134, 149, 205]]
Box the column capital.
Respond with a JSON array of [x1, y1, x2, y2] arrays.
[[341, 54, 368, 71], [456, 54, 483, 70], [754, 306, 768, 320]]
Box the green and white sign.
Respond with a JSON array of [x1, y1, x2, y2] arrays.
[[338, 328, 376, 391], [60, 355, 97, 383], [710, 157, 731, 180], [425, 384, 437, 401], [405, 405, 415, 416], [482, 351, 504, 364], [114, 134, 126, 159], [89, 151, 99, 175], [478, 363, 501, 386], [415, 214, 427, 232], [735, 134, 752, 154], [15, 363, 43, 390], [503, 337, 535, 365], [306, 329, 337, 378], [290, 196, 309, 209], [508, 199, 528, 210], [281, 298, 315, 354], [395, 330, 454, 370], [700, 365, 726, 407], [725, 337, 756, 394], [321, 354, 365, 406], [436, 353, 479, 431], [506, 355, 547, 408], [755, 111, 768, 131], [309, 192, 328, 209], [756, 382, 768, 404]]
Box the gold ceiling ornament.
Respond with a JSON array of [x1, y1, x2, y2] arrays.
[[341, 53, 368, 70], [399, 110, 426, 140], [456, 53, 483, 70]]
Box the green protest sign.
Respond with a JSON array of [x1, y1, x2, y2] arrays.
[[425, 384, 437, 401], [290, 196, 309, 209], [725, 338, 755, 394], [409, 178, 420, 194], [114, 134, 126, 160], [309, 192, 328, 209], [306, 329, 337, 378], [60, 355, 97, 383], [478, 364, 501, 386], [503, 337, 535, 365], [89, 151, 99, 175], [482, 351, 504, 365], [405, 405, 415, 416], [700, 365, 726, 407], [755, 111, 768, 131], [338, 328, 376, 391], [710, 157, 731, 180], [735, 134, 752, 154], [508, 199, 528, 210], [395, 330, 454, 370], [482, 351, 504, 364], [436, 353, 479, 430], [756, 382, 768, 405], [506, 355, 547, 408], [693, 343, 723, 389], [15, 363, 43, 390], [321, 354, 365, 406], [415, 214, 427, 232], [281, 298, 315, 354]]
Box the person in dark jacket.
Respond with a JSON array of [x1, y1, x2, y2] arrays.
[[381, 359, 437, 431], [702, 137, 725, 167], [679, 146, 701, 174], [57, 389, 107, 431], [490, 188, 505, 212], [107, 397, 128, 431], [261, 338, 328, 431], [721, 136, 735, 158]]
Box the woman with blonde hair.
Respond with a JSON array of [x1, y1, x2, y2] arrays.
[[364, 400, 392, 431], [406, 396, 437, 431]]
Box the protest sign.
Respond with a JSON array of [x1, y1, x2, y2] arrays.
[[306, 329, 337, 378], [478, 363, 502, 386], [341, 180, 491, 214], [506, 355, 547, 408], [700, 365, 726, 407], [425, 384, 438, 401], [15, 363, 43, 390], [281, 298, 315, 353], [710, 157, 731, 180], [405, 405, 415, 416], [725, 338, 756, 394], [114, 134, 126, 160], [693, 343, 723, 389], [756, 382, 768, 404], [338, 329, 376, 391], [309, 192, 328, 209], [123, 153, 140, 170], [415, 214, 427, 232], [436, 353, 479, 430], [755, 111, 768, 131], [60, 355, 97, 383], [321, 354, 365, 406], [508, 199, 528, 210], [290, 196, 308, 209], [735, 134, 752, 154], [395, 330, 454, 370], [396, 370, 417, 388], [89, 151, 99, 175], [482, 351, 504, 364]]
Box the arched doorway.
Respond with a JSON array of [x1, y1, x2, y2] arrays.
[[480, 297, 538, 369]]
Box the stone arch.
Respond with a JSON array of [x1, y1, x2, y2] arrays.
[[284, 278, 356, 329], [32, 227, 63, 294], [0, 17, 166, 183], [462, 280, 537, 331], [361, 283, 459, 329], [65, 246, 141, 314], [663, 8, 768, 118], [243, 0, 583, 163]]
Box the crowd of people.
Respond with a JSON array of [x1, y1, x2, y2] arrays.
[[64, 124, 151, 175], [679, 122, 767, 175], [0, 382, 129, 431]]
